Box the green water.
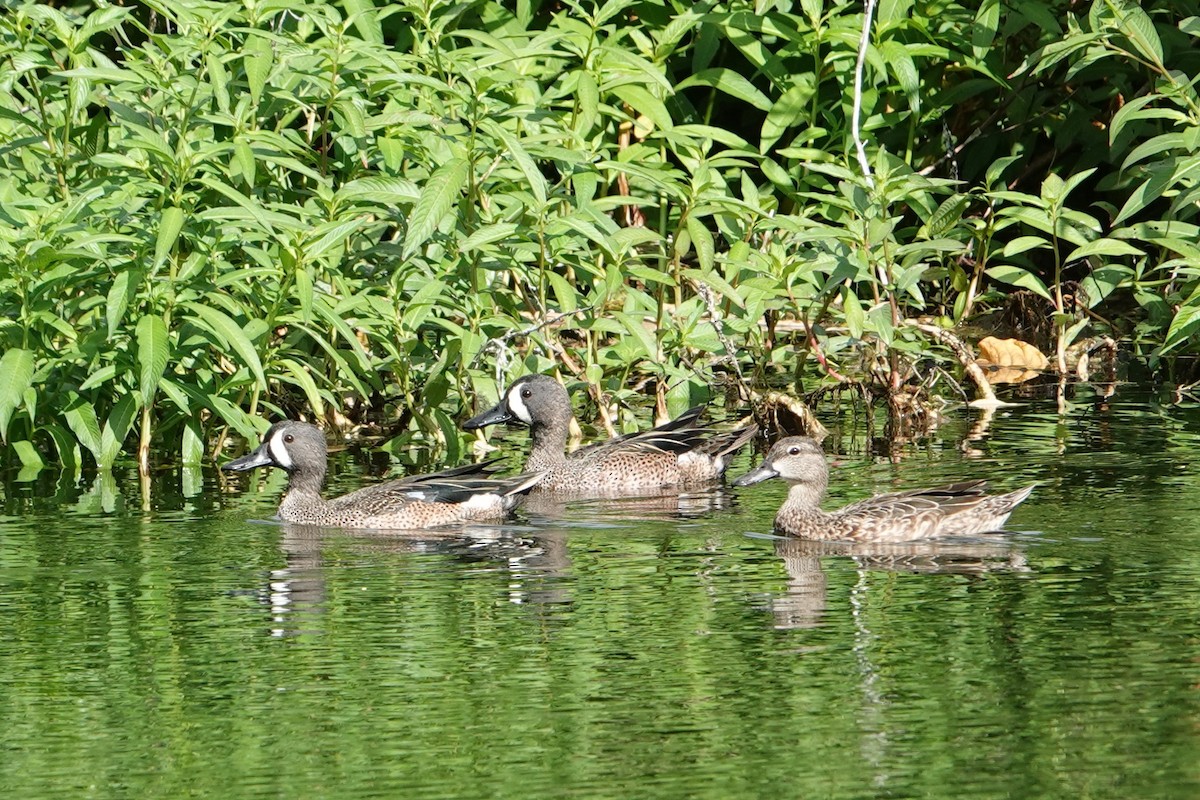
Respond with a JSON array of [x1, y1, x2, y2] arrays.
[[3, 392, 1200, 799]]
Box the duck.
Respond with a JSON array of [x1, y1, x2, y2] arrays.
[[733, 436, 1034, 542], [222, 420, 543, 529], [462, 374, 758, 495]]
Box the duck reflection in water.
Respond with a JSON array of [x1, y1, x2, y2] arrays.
[[768, 537, 1031, 631], [259, 522, 577, 637], [520, 484, 736, 523]]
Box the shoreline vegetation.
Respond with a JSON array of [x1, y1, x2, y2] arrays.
[[1, 0, 1198, 475]]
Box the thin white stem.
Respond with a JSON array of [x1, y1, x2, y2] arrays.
[[852, 0, 878, 188]]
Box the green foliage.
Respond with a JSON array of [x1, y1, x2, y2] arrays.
[[0, 0, 1197, 471]]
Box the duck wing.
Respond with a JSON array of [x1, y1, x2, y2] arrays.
[[329, 460, 535, 508], [829, 481, 993, 541], [573, 406, 733, 458]]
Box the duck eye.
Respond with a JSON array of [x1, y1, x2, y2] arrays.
[[788, 446, 800, 455], [284, 434, 294, 444], [521, 388, 532, 398]]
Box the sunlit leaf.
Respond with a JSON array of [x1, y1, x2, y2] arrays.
[[153, 206, 184, 273], [181, 421, 203, 466], [610, 84, 673, 132], [183, 302, 267, 392], [986, 265, 1053, 300], [278, 358, 325, 417], [1065, 239, 1144, 262], [614, 311, 658, 363], [100, 393, 139, 470], [676, 68, 771, 110], [136, 314, 170, 407], [403, 156, 469, 259], [64, 398, 103, 463], [0, 348, 35, 443]]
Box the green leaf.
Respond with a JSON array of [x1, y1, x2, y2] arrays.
[[761, 77, 815, 151], [154, 206, 184, 273], [43, 423, 79, 467], [64, 398, 103, 462], [181, 421, 204, 466], [1105, 0, 1163, 67], [1164, 289, 1200, 353], [100, 394, 139, 470], [106, 269, 140, 338], [79, 365, 118, 392], [183, 302, 267, 392], [923, 194, 971, 238], [609, 84, 673, 132], [675, 68, 772, 111], [12, 440, 43, 470], [305, 216, 368, 261], [574, 70, 599, 134], [403, 157, 469, 259], [1114, 158, 1200, 225], [1122, 132, 1185, 170], [843, 292, 865, 339], [1065, 239, 1144, 262], [614, 311, 658, 363], [879, 41, 919, 104], [136, 314, 170, 407], [461, 223, 520, 251], [0, 348, 35, 443], [986, 265, 1053, 300], [1002, 236, 1050, 257], [399, 279, 448, 334], [1080, 265, 1134, 308], [972, 0, 1001, 62], [278, 358, 325, 417], [244, 33, 273, 108], [686, 216, 715, 272], [480, 121, 547, 206]]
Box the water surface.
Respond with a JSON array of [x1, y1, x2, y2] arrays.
[[2, 390, 1199, 798]]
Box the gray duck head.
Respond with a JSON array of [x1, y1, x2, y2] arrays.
[[733, 436, 829, 494], [463, 374, 573, 433], [222, 420, 329, 487]]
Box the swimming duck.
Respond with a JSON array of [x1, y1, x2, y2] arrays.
[[734, 436, 1034, 542], [463, 374, 758, 495], [222, 420, 543, 529]]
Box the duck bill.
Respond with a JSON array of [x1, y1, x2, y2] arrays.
[[463, 401, 515, 430], [732, 464, 779, 487], [222, 445, 273, 472]]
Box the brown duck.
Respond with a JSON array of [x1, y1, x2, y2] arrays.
[[734, 437, 1034, 543]]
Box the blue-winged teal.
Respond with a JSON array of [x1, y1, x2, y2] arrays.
[[463, 374, 758, 495], [222, 421, 543, 529], [734, 437, 1034, 542]]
